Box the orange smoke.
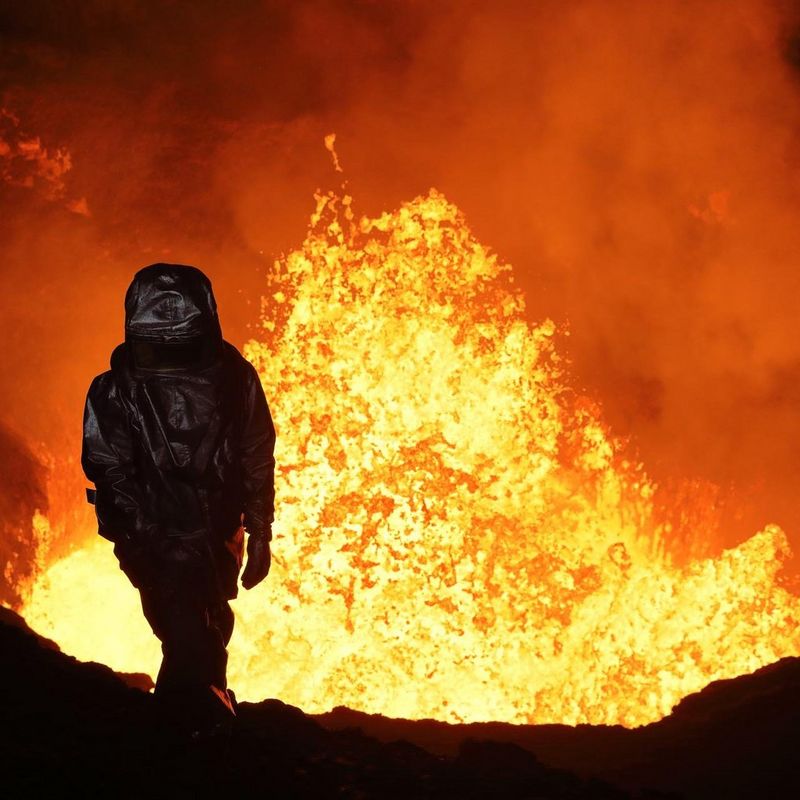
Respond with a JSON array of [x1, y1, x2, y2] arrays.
[[3, 1, 800, 564], [22, 188, 800, 726]]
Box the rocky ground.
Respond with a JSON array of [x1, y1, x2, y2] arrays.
[[2, 606, 797, 798], [319, 653, 800, 799]]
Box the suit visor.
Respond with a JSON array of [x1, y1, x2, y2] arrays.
[[131, 338, 216, 371]]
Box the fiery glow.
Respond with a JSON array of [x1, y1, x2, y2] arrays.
[[22, 189, 800, 726]]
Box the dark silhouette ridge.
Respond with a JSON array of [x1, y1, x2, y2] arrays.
[[317, 657, 800, 799], [0, 607, 157, 694], [3, 605, 798, 798], [0, 607, 630, 799]]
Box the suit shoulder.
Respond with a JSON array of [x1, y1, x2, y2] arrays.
[[88, 369, 114, 394], [85, 370, 122, 408], [223, 341, 261, 382]]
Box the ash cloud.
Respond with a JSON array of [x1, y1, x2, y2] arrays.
[[0, 421, 47, 607], [1, 0, 800, 560]]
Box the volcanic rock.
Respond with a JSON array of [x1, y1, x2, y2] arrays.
[[0, 606, 626, 798], [317, 658, 800, 799], [2, 604, 797, 798]]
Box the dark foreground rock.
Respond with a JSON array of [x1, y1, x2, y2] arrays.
[[0, 606, 627, 798], [2, 605, 797, 799], [317, 657, 800, 799]]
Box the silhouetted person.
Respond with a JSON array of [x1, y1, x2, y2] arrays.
[[81, 263, 275, 737]]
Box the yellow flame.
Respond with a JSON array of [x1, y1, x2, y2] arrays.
[[21, 189, 800, 726]]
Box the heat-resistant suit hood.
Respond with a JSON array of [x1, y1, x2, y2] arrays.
[[124, 263, 222, 344]]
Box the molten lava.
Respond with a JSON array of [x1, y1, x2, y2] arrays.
[[21, 189, 800, 726]]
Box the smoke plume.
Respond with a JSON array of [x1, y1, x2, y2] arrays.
[[2, 0, 800, 567]]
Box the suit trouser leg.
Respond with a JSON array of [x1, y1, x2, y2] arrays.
[[138, 583, 235, 723]]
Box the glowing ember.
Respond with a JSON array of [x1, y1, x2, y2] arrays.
[[21, 189, 800, 726]]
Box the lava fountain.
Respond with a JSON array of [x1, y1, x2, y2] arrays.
[[21, 187, 800, 726]]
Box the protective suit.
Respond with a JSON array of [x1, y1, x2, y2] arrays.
[[81, 263, 275, 732]]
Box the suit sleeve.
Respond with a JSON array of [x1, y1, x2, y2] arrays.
[[81, 372, 154, 544], [240, 362, 276, 540]]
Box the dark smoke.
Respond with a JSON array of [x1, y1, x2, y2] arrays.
[[2, 0, 800, 567], [0, 421, 47, 607]]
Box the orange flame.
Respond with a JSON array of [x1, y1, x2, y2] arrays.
[[21, 188, 800, 726]]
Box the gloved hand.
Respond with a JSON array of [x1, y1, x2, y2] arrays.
[[241, 532, 271, 590]]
